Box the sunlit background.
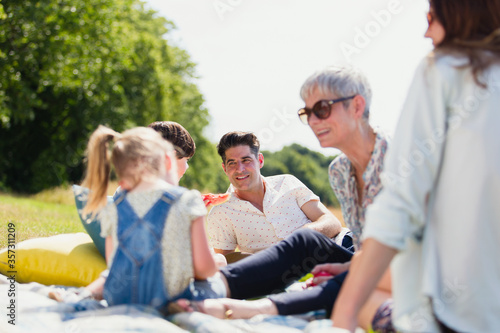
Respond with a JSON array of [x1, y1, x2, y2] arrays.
[[145, 0, 432, 154]]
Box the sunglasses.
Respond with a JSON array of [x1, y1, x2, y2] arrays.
[[298, 95, 356, 125]]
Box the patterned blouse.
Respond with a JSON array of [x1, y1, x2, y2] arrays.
[[328, 129, 389, 250]]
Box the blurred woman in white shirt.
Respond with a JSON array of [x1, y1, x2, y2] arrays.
[[332, 0, 500, 332]]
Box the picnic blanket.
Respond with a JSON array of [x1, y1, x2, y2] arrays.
[[0, 275, 365, 333]]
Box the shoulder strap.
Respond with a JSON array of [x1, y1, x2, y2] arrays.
[[160, 186, 187, 205]]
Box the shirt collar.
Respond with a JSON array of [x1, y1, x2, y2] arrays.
[[227, 176, 267, 201], [361, 128, 386, 183]]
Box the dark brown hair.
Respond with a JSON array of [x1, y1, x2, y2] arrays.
[[217, 131, 260, 163], [430, 0, 500, 86], [148, 121, 195, 159]]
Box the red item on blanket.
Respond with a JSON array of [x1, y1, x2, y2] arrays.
[[202, 193, 230, 207], [306, 271, 333, 288]]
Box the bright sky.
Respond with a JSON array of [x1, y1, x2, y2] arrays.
[[145, 0, 433, 155]]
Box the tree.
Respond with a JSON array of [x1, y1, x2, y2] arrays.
[[0, 0, 222, 193], [180, 135, 229, 193]]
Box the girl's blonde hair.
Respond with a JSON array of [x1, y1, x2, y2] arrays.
[[82, 125, 174, 215]]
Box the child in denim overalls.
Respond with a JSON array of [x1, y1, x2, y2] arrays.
[[80, 125, 225, 313]]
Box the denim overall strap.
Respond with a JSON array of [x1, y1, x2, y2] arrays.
[[104, 189, 183, 309]]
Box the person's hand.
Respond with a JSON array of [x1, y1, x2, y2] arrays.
[[213, 253, 227, 268], [305, 271, 333, 287], [209, 247, 228, 268], [310, 262, 350, 285], [202, 193, 230, 207]]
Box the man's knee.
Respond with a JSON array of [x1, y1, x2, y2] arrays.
[[285, 229, 333, 257], [288, 228, 322, 243]]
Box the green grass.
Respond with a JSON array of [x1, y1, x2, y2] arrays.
[[0, 191, 84, 249], [0, 183, 121, 249]]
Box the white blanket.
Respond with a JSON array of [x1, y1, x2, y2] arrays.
[[0, 275, 359, 333]]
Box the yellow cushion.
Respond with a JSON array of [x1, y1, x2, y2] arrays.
[[0, 233, 107, 287]]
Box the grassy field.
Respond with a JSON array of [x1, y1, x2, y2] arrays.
[[0, 184, 344, 250], [0, 190, 83, 249], [0, 184, 120, 249]]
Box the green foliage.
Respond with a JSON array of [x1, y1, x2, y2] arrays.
[[261, 144, 340, 207], [180, 135, 229, 193], [0, 0, 222, 193]]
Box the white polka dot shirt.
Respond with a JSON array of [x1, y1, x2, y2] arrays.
[[207, 174, 319, 253]]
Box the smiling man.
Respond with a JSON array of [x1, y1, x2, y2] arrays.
[[207, 131, 343, 255]]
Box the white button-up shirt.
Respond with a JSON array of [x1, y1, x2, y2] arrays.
[[364, 53, 500, 333], [207, 174, 319, 253]]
